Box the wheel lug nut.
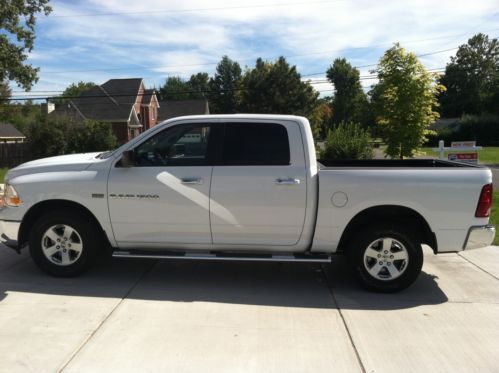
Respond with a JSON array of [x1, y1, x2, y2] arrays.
[[377, 254, 381, 258], [384, 250, 388, 254], [56, 246, 60, 249], [63, 249, 67, 253], [390, 255, 394, 259], [379, 261, 383, 265], [57, 239, 60, 242], [387, 262, 391, 266]]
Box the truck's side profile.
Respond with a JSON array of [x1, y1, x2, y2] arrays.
[[0, 115, 495, 291]]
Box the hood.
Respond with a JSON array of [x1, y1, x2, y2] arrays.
[[6, 152, 103, 180]]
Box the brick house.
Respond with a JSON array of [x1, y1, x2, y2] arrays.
[[52, 78, 160, 144]]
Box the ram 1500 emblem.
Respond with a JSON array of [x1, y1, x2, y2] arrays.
[[109, 194, 160, 199]]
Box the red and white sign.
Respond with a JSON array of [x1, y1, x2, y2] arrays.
[[448, 153, 478, 164], [451, 141, 476, 148]]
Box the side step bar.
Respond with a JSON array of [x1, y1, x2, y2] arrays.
[[112, 249, 331, 263]]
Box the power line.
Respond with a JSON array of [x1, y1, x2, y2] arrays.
[[37, 28, 498, 76], [49, 0, 345, 18]]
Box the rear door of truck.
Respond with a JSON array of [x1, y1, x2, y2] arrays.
[[209, 120, 307, 247]]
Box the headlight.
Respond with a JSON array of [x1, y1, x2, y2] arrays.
[[1, 183, 22, 207]]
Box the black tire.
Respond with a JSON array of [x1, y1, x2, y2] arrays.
[[28, 211, 101, 277], [346, 224, 423, 292]]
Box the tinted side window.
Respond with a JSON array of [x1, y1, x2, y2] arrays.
[[222, 123, 290, 165], [135, 124, 211, 166]]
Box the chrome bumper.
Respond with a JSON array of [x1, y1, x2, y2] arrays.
[[0, 219, 21, 249], [463, 225, 496, 250]]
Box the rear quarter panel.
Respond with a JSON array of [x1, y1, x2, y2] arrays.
[[312, 167, 493, 253]]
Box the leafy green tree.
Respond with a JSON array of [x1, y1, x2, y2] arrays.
[[53, 81, 95, 104], [187, 72, 210, 98], [439, 34, 499, 117], [209, 56, 242, 113], [239, 57, 318, 116], [371, 43, 444, 159], [66, 120, 118, 153], [309, 99, 333, 140], [159, 76, 189, 100], [326, 58, 370, 126], [322, 121, 373, 159], [0, 0, 52, 90], [159, 73, 209, 100], [27, 115, 67, 159], [439, 33, 499, 117]]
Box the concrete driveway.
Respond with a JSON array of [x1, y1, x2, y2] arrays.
[[0, 245, 498, 373]]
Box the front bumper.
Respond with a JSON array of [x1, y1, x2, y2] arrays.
[[0, 220, 21, 249], [463, 225, 496, 250]]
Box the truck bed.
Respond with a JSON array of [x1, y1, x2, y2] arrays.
[[318, 159, 482, 168]]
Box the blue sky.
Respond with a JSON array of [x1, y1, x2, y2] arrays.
[[11, 0, 499, 99]]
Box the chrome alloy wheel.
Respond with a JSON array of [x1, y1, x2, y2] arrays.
[[363, 237, 409, 281], [41, 224, 83, 266]]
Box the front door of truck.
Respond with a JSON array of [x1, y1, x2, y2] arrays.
[[108, 122, 216, 247]]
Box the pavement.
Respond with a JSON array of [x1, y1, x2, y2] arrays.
[[0, 244, 498, 373]]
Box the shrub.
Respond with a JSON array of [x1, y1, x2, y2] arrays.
[[425, 114, 499, 147], [322, 121, 374, 159], [66, 120, 118, 153], [458, 114, 499, 146]]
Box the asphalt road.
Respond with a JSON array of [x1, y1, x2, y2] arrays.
[[0, 244, 498, 372]]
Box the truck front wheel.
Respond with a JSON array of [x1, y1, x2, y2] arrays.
[[29, 211, 100, 277], [346, 224, 423, 292]]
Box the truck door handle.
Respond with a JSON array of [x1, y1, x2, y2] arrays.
[[275, 178, 300, 185], [181, 177, 203, 185]]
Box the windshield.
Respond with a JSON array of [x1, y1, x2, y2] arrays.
[[96, 122, 167, 159]]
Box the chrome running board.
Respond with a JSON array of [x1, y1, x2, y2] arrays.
[[112, 249, 331, 263]]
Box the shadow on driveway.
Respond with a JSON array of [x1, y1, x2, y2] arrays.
[[0, 248, 448, 310]]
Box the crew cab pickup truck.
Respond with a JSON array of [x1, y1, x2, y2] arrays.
[[0, 115, 495, 291]]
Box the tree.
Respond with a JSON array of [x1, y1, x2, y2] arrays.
[[0, 81, 13, 120], [439, 33, 499, 117], [66, 120, 118, 153], [0, 0, 52, 90], [371, 43, 444, 159], [27, 115, 67, 159], [239, 57, 319, 117], [159, 73, 209, 100], [53, 81, 95, 104], [308, 98, 333, 140], [326, 58, 370, 126], [322, 121, 373, 160], [187, 72, 210, 99], [209, 56, 242, 113]]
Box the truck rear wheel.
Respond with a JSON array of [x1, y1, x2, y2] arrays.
[[346, 224, 423, 292], [29, 211, 100, 277]]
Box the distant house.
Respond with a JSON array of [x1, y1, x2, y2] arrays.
[[51, 78, 160, 144], [0, 123, 26, 143], [429, 118, 460, 132], [157, 99, 209, 122]]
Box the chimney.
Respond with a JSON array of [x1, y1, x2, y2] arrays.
[[41, 101, 55, 114]]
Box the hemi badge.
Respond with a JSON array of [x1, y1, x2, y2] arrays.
[[92, 193, 105, 199]]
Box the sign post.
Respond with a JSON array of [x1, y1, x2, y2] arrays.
[[432, 140, 481, 164]]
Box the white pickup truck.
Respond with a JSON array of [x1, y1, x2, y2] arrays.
[[0, 115, 495, 291]]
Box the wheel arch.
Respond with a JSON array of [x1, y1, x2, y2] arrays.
[[337, 205, 437, 254], [18, 199, 111, 249]]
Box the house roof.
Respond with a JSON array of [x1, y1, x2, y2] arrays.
[[141, 89, 156, 106], [55, 78, 144, 122], [429, 117, 460, 131], [157, 99, 209, 121], [0, 123, 26, 139]]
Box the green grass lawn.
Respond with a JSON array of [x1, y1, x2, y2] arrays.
[[491, 191, 499, 245], [0, 168, 8, 183], [419, 147, 499, 164]]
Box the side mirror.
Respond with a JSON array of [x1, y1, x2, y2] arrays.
[[121, 150, 136, 167]]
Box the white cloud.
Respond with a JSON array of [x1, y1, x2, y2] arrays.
[[18, 0, 499, 95]]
